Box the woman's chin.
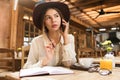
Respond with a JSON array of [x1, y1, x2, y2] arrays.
[[51, 29, 59, 31]]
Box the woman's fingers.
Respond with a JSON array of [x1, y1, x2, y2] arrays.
[[61, 19, 69, 33], [45, 44, 54, 60]]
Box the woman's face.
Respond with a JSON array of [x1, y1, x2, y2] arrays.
[[44, 8, 61, 32]]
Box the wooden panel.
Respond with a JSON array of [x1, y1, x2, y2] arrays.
[[10, 0, 18, 49], [16, 5, 24, 48], [0, 0, 11, 48]]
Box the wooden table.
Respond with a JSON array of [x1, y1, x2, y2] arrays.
[[5, 67, 120, 80]]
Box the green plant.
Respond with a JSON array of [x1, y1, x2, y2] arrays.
[[101, 40, 113, 52]]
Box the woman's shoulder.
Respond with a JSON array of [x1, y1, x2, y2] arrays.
[[31, 35, 44, 42]]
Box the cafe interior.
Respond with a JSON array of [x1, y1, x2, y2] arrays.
[[0, 0, 120, 80]]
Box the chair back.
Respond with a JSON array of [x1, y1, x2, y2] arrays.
[[21, 45, 30, 68], [0, 48, 15, 71]]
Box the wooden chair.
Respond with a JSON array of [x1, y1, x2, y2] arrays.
[[21, 45, 30, 68], [0, 48, 15, 71], [78, 48, 95, 58], [95, 48, 103, 58], [77, 48, 95, 63]]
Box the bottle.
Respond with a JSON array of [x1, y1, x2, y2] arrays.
[[104, 52, 115, 68]]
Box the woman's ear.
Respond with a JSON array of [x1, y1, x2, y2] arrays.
[[45, 26, 48, 33]]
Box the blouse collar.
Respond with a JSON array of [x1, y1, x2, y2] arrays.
[[42, 33, 64, 47]]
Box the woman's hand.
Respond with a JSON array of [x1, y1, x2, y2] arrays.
[[45, 43, 55, 60], [61, 19, 69, 36], [60, 19, 70, 45], [42, 44, 55, 66], [62, 60, 72, 68]]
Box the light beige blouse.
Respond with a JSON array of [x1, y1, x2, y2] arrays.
[[23, 33, 76, 68]]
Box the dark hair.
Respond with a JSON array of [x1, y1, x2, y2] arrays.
[[42, 8, 64, 33]]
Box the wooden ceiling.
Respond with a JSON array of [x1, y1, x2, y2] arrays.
[[19, 0, 120, 32], [66, 0, 120, 32]]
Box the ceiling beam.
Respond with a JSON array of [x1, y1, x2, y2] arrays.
[[70, 16, 90, 28], [74, 0, 120, 11], [66, 0, 99, 32], [70, 16, 98, 33], [69, 2, 103, 27], [75, 0, 102, 7]]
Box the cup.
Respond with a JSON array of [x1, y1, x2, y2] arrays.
[[79, 58, 94, 68]]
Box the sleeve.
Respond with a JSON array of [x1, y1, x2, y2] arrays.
[[62, 34, 77, 64], [23, 38, 43, 69]]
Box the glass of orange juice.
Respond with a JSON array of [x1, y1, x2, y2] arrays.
[[100, 59, 112, 71]]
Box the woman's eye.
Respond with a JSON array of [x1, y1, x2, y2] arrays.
[[55, 14, 59, 18], [45, 16, 51, 20]]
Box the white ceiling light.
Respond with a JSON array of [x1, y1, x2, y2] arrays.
[[99, 28, 106, 31], [111, 27, 117, 30]]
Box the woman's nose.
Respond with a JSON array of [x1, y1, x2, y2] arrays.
[[51, 17, 56, 22]]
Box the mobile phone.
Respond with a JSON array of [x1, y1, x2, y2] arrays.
[[61, 24, 65, 32], [61, 19, 65, 32]]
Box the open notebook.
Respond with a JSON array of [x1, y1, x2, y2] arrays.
[[20, 66, 74, 77]]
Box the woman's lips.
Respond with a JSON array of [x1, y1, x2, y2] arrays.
[[52, 24, 58, 28]]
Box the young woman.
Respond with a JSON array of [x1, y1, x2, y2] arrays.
[[23, 2, 76, 68]]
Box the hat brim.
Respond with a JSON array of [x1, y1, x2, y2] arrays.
[[33, 2, 70, 30]]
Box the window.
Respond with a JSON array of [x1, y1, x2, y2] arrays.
[[23, 11, 41, 46]]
